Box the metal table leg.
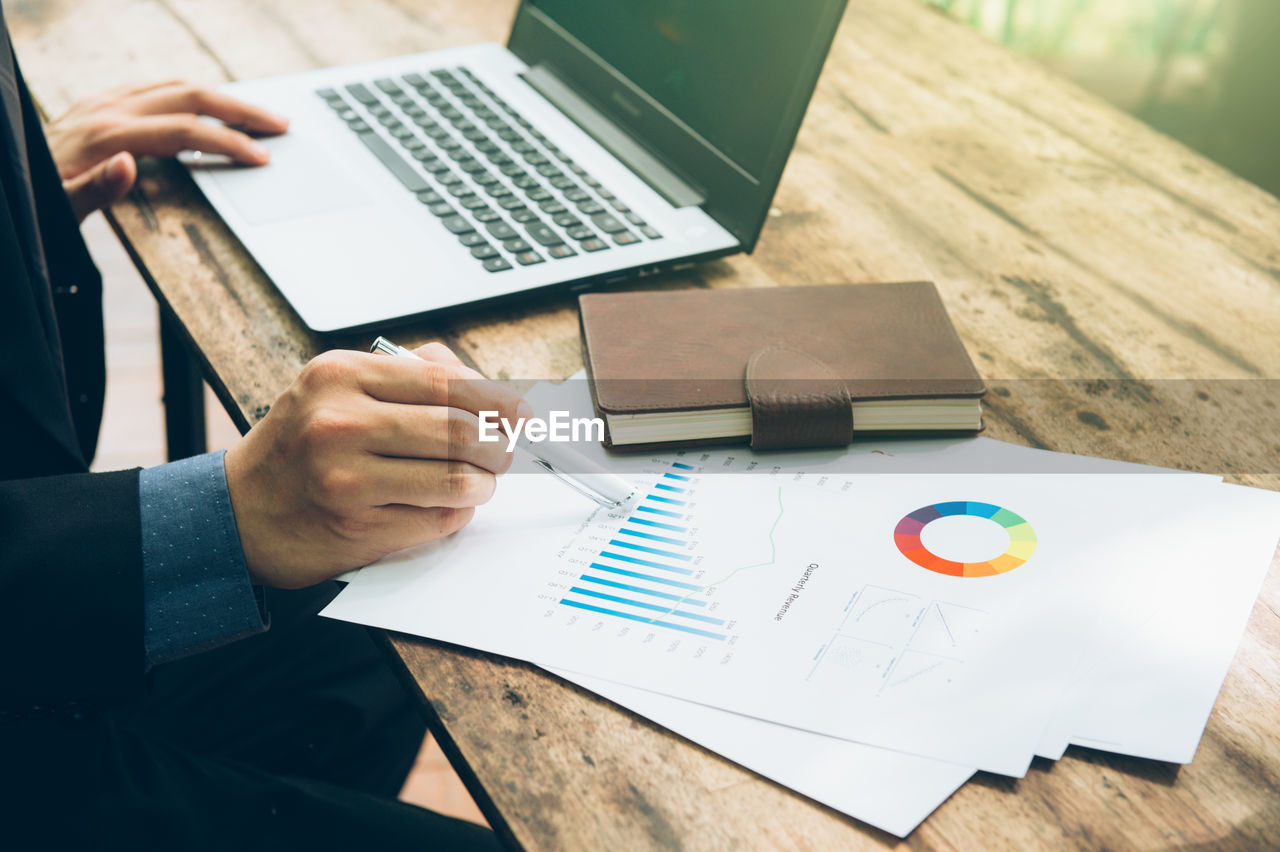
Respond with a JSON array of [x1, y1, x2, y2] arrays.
[[159, 307, 207, 461]]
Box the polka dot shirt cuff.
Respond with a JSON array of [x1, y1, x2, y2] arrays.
[[139, 450, 268, 669]]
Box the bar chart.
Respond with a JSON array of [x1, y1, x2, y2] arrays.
[[557, 461, 732, 641]]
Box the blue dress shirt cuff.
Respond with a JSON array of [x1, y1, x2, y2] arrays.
[[139, 450, 268, 669]]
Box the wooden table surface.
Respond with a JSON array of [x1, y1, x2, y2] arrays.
[[13, 0, 1280, 847]]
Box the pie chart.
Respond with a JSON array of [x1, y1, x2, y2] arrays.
[[894, 502, 1036, 578]]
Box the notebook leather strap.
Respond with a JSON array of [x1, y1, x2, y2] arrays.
[[745, 344, 853, 450]]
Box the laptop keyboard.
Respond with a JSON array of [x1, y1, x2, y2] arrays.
[[316, 67, 662, 273]]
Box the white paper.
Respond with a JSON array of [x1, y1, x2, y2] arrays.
[[324, 376, 1280, 834], [327, 438, 1247, 775], [515, 379, 1270, 768], [540, 472, 1277, 832], [547, 667, 975, 837], [1063, 483, 1280, 760]]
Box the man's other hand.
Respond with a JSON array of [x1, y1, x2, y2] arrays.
[[224, 344, 529, 590], [47, 80, 289, 222]]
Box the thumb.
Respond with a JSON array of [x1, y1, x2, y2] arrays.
[[63, 152, 137, 222]]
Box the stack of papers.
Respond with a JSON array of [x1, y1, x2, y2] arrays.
[[323, 380, 1280, 836]]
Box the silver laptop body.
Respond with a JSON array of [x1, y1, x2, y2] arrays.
[[186, 2, 847, 332]]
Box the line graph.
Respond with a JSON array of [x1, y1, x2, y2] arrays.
[[810, 583, 987, 697], [911, 602, 987, 656], [645, 485, 784, 621]]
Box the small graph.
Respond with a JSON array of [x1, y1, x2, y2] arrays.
[[841, 585, 925, 647], [881, 650, 962, 697], [910, 602, 987, 657], [557, 461, 729, 641], [812, 583, 987, 698], [808, 636, 897, 693]]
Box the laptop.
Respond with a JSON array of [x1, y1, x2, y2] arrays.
[[186, 0, 849, 332]]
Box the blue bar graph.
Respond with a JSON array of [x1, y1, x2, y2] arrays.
[[588, 563, 701, 590], [560, 599, 727, 640], [555, 455, 747, 639], [628, 517, 687, 533], [609, 540, 692, 561], [568, 588, 724, 625], [559, 461, 738, 642], [617, 527, 686, 546], [578, 574, 707, 605], [636, 505, 683, 519], [599, 551, 695, 575]]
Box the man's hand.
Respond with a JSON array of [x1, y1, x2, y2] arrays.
[[224, 343, 527, 589], [46, 80, 289, 222]]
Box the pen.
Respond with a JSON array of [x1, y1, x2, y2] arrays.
[[370, 337, 636, 509]]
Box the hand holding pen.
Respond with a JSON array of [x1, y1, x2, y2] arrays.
[[222, 341, 529, 588], [371, 337, 635, 508]]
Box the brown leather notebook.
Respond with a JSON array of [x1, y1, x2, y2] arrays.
[[579, 282, 986, 450]]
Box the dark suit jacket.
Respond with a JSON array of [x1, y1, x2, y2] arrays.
[[1, 14, 144, 773]]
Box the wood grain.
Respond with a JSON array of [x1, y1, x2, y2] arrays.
[[12, 0, 1280, 847]]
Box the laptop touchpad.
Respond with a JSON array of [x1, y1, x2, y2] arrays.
[[196, 136, 371, 226]]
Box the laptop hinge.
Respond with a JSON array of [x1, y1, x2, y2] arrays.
[[521, 64, 705, 208]]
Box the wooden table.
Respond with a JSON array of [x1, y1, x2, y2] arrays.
[[12, 0, 1280, 847]]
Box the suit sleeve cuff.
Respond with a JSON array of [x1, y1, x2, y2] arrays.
[[139, 450, 268, 668]]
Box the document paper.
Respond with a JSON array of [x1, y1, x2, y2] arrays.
[[326, 451, 1234, 776], [322, 379, 1280, 834]]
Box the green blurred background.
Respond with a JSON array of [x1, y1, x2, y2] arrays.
[[927, 0, 1280, 198]]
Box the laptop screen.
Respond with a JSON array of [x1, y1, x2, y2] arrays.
[[512, 0, 847, 251], [530, 0, 835, 181]]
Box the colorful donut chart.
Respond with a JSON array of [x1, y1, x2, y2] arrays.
[[894, 502, 1036, 578]]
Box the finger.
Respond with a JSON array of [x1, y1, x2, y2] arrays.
[[359, 457, 498, 509], [403, 346, 533, 422], [96, 114, 272, 164], [357, 355, 525, 423], [372, 504, 476, 551], [57, 80, 185, 119], [112, 79, 187, 99], [131, 84, 289, 135], [62, 152, 137, 222], [412, 341, 467, 368], [365, 404, 514, 475], [408, 342, 501, 396]]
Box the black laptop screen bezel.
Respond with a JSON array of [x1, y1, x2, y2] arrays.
[[507, 0, 849, 252]]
